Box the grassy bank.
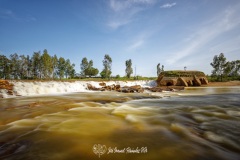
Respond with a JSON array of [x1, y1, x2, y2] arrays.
[[7, 76, 157, 82]]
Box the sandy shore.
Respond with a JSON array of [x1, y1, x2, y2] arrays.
[[206, 81, 240, 87]]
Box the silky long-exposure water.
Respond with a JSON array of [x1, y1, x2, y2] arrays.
[[0, 87, 240, 160]]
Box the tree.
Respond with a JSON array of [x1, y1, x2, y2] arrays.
[[100, 54, 112, 79], [80, 57, 89, 77], [19, 55, 28, 79], [69, 63, 76, 79], [210, 53, 226, 81], [10, 53, 20, 79], [32, 51, 42, 79], [0, 55, 11, 79], [41, 49, 53, 79], [57, 57, 66, 79], [65, 59, 76, 79], [157, 63, 161, 76], [52, 55, 58, 79], [157, 63, 164, 76], [26, 55, 32, 79], [224, 60, 240, 79], [125, 59, 133, 78]]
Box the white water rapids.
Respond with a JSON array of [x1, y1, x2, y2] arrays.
[[0, 80, 157, 98]]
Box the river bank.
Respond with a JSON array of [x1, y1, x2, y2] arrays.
[[207, 81, 240, 86]]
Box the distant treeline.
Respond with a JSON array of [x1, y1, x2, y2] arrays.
[[0, 49, 165, 80], [210, 53, 240, 81], [0, 49, 76, 80]]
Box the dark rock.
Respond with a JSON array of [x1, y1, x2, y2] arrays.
[[87, 83, 94, 90], [99, 82, 106, 87]]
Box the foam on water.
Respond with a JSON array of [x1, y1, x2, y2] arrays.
[[1, 80, 157, 98]]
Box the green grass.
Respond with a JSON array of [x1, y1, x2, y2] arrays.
[[12, 76, 157, 82], [206, 75, 240, 82]]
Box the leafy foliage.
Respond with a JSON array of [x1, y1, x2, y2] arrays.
[[0, 50, 75, 80], [125, 59, 133, 78], [210, 53, 240, 81], [157, 63, 164, 76], [101, 54, 112, 79], [80, 57, 99, 77]]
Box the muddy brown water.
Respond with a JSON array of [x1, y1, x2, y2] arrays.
[[0, 87, 240, 160]]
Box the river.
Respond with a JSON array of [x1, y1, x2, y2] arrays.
[[0, 86, 240, 160]]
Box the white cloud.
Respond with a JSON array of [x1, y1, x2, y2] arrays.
[[107, 0, 155, 29], [160, 2, 176, 9], [109, 0, 155, 12], [128, 39, 144, 50], [107, 20, 131, 29], [166, 5, 240, 66], [0, 9, 15, 19], [0, 9, 36, 22]]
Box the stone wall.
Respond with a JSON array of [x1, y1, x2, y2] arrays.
[[157, 70, 208, 87]]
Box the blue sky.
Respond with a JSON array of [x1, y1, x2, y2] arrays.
[[0, 0, 240, 77]]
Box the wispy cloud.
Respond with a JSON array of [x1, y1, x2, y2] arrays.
[[107, 0, 156, 29], [0, 8, 36, 22], [109, 0, 155, 12], [0, 9, 15, 19], [166, 5, 240, 65], [160, 2, 176, 9], [128, 39, 144, 50]]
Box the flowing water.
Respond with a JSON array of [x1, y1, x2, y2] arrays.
[[0, 86, 240, 160]]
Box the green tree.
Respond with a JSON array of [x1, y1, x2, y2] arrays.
[[80, 57, 89, 77], [0, 55, 11, 79], [19, 55, 28, 79], [80, 58, 99, 77], [65, 59, 75, 78], [57, 57, 66, 79], [41, 49, 53, 79], [86, 60, 99, 77], [224, 60, 240, 79], [69, 63, 76, 79], [210, 53, 226, 81], [100, 54, 112, 79], [10, 53, 20, 79], [157, 63, 161, 76], [157, 63, 164, 76], [32, 51, 42, 79], [52, 54, 58, 79], [125, 59, 133, 78], [87, 67, 99, 77], [26, 55, 32, 79]]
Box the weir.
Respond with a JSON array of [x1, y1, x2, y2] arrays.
[[157, 70, 208, 87]]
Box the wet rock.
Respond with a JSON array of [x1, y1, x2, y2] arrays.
[[0, 80, 14, 98], [137, 88, 144, 93], [99, 82, 106, 87], [115, 85, 121, 91], [147, 87, 163, 92], [87, 83, 94, 90]]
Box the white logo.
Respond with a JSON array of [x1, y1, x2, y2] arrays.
[[93, 144, 107, 158]]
